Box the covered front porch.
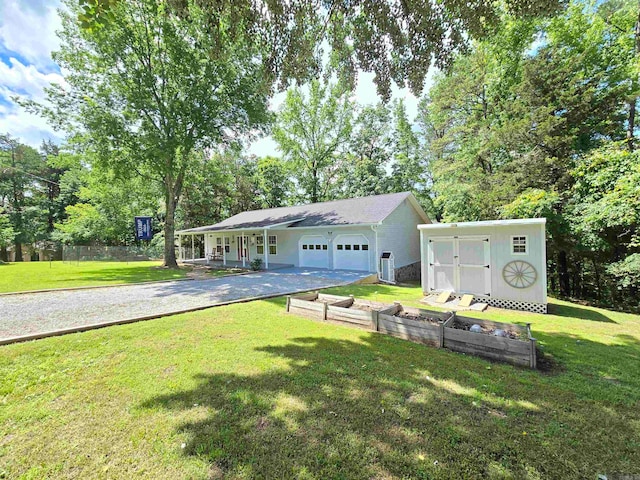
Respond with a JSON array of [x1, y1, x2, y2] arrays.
[[175, 225, 290, 270]]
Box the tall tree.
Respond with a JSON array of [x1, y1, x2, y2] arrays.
[[273, 80, 353, 203], [79, 0, 562, 100], [36, 0, 271, 267], [256, 156, 292, 208], [337, 104, 392, 198]]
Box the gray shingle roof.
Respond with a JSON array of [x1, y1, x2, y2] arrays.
[[178, 192, 418, 233]]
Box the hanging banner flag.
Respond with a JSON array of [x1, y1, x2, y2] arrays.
[[134, 216, 153, 240]]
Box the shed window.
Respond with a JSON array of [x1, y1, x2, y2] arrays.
[[512, 235, 528, 255]]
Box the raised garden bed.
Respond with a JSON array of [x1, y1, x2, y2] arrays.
[[443, 314, 537, 368], [286, 294, 537, 369], [377, 304, 454, 346], [286, 292, 352, 319], [286, 293, 393, 329], [327, 298, 394, 329]]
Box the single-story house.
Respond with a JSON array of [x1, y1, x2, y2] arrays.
[[176, 192, 430, 282], [418, 218, 547, 313]]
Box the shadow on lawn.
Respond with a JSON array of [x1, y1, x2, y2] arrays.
[[547, 302, 617, 323], [142, 330, 640, 478]]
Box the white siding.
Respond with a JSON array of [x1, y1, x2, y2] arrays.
[[377, 198, 428, 268], [420, 223, 547, 305]]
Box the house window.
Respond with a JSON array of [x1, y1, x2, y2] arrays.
[[362, 244, 369, 251], [256, 236, 264, 255], [215, 237, 223, 254], [337, 244, 343, 250], [512, 235, 528, 255], [224, 237, 230, 253], [322, 245, 328, 250], [268, 235, 277, 255], [345, 244, 352, 250], [302, 244, 308, 250], [354, 244, 360, 251]]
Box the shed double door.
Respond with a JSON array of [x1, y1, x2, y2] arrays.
[[427, 236, 491, 296]]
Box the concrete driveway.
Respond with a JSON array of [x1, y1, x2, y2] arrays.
[[0, 268, 372, 342]]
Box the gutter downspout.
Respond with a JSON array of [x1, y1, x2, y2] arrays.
[[371, 225, 379, 280]]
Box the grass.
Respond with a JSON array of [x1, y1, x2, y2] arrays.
[[1, 285, 639, 479], [0, 261, 234, 293]]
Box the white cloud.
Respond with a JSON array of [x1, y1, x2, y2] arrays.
[[0, 0, 62, 70], [0, 0, 64, 146]]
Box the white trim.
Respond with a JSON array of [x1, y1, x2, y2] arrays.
[[177, 223, 380, 235], [511, 235, 528, 255], [418, 218, 546, 230]]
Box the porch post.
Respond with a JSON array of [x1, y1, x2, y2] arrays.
[[263, 228, 269, 270], [191, 234, 195, 260], [222, 234, 227, 266], [241, 231, 246, 268]]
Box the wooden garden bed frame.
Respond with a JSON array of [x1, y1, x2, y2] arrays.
[[286, 293, 537, 369], [442, 314, 537, 368], [377, 304, 453, 346]]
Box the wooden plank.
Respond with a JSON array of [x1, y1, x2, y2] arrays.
[[288, 306, 324, 321], [379, 313, 441, 332], [372, 310, 379, 331], [329, 298, 355, 308], [327, 305, 372, 320], [327, 312, 371, 325], [292, 292, 319, 301], [378, 320, 440, 345], [286, 296, 291, 312], [378, 318, 440, 340], [443, 328, 530, 354], [379, 304, 401, 316], [444, 339, 531, 366], [289, 299, 325, 312], [317, 294, 352, 304]]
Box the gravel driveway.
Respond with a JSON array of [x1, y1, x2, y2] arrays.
[[0, 268, 371, 342]]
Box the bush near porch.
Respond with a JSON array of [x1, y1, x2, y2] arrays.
[[0, 284, 639, 479]]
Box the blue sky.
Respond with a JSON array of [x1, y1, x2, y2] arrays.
[[0, 0, 433, 154]]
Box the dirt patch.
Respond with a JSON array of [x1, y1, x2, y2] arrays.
[[451, 319, 522, 340], [395, 311, 442, 325]]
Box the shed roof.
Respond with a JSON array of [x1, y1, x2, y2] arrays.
[[178, 192, 427, 233], [417, 218, 546, 231]]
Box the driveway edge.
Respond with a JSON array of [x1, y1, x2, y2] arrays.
[[0, 284, 347, 346]]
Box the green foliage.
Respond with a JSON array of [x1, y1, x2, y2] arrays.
[[0, 207, 14, 248], [76, 0, 562, 99], [273, 80, 353, 203], [256, 156, 292, 208], [249, 257, 263, 271], [36, 0, 272, 266]]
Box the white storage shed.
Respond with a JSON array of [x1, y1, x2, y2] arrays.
[[418, 218, 547, 313]]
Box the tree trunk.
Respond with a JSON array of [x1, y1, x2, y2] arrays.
[[0, 246, 8, 262], [557, 250, 570, 297], [14, 241, 23, 262], [163, 187, 178, 268], [627, 7, 640, 152], [591, 256, 601, 300]]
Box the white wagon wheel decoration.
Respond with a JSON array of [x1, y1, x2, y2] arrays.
[[502, 260, 537, 289]]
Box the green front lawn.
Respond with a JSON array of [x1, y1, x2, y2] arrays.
[[1, 285, 639, 479], [0, 261, 190, 293]]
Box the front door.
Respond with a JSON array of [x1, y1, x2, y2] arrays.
[[236, 236, 249, 262]]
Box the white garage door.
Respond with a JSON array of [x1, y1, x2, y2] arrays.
[[334, 234, 370, 271], [299, 235, 329, 269]]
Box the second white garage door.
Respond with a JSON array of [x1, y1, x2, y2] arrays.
[[299, 235, 329, 268], [334, 234, 370, 271]]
